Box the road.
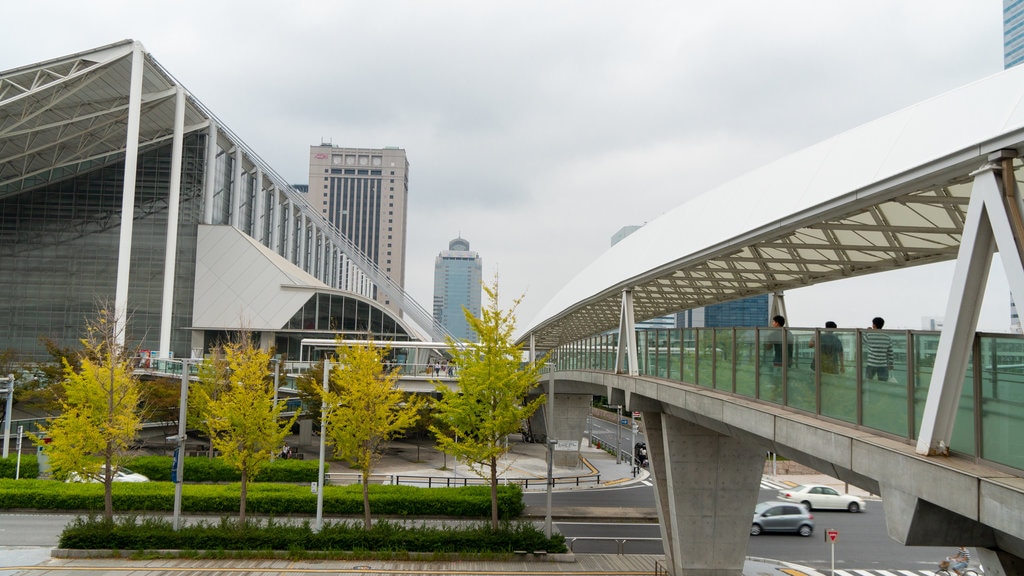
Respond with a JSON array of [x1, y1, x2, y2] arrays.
[[525, 482, 950, 572]]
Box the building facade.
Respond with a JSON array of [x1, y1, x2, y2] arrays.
[[1007, 0, 1024, 68], [0, 41, 436, 362], [307, 145, 409, 310], [432, 237, 482, 342]]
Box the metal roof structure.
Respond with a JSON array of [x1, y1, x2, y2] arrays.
[[0, 39, 448, 342], [520, 63, 1024, 350]]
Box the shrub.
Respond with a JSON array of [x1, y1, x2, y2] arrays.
[[0, 455, 38, 479], [0, 479, 523, 517], [124, 456, 319, 483], [58, 515, 567, 553]]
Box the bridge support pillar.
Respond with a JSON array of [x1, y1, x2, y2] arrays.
[[552, 393, 591, 466], [646, 412, 764, 576]]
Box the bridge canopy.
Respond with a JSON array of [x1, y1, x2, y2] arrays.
[[522, 64, 1024, 349]]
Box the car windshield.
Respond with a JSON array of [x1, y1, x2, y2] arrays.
[[754, 502, 773, 514]]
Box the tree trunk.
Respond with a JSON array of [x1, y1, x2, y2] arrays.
[[103, 450, 113, 522], [490, 455, 499, 531], [362, 472, 372, 530], [239, 469, 248, 525]]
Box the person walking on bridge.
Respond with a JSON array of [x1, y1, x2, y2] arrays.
[[810, 321, 845, 374], [864, 316, 894, 381]]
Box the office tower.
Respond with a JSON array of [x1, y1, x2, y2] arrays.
[[308, 145, 409, 308], [433, 237, 483, 342], [1007, 0, 1024, 68]]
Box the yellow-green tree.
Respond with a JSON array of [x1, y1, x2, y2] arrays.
[[321, 339, 424, 529], [189, 349, 231, 458], [195, 338, 298, 524], [430, 277, 546, 530], [31, 306, 142, 521]]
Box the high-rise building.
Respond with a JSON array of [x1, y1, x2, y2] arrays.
[[308, 145, 409, 309], [1006, 0, 1024, 68], [433, 237, 483, 341]]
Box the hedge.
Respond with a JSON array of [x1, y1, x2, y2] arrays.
[[0, 479, 524, 517], [59, 515, 567, 553]]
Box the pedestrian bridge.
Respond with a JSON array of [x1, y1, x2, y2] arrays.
[[517, 61, 1024, 575]]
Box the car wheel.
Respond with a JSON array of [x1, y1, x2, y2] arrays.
[[847, 502, 860, 513], [801, 500, 813, 511], [798, 524, 813, 537], [750, 524, 762, 536]]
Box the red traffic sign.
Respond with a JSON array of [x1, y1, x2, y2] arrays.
[[827, 529, 839, 543]]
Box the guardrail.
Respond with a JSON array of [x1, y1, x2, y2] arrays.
[[564, 536, 662, 554], [325, 472, 601, 489]]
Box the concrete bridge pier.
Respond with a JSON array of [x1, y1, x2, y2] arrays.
[[528, 393, 593, 466], [645, 411, 764, 576]]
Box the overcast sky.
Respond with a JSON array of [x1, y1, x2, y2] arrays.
[[1, 1, 1012, 333]]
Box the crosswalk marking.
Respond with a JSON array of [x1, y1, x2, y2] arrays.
[[831, 565, 937, 569]]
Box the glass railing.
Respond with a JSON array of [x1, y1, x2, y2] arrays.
[[555, 327, 1024, 474]]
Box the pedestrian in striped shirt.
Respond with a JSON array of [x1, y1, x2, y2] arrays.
[[864, 316, 893, 381]]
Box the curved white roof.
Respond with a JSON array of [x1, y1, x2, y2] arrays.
[[523, 63, 1024, 349]]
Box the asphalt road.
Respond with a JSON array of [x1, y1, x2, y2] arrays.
[[527, 483, 950, 572]]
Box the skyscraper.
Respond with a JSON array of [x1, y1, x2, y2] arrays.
[[308, 145, 409, 309], [433, 237, 483, 341], [1006, 0, 1024, 68]]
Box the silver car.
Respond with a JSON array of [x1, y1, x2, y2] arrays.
[[751, 501, 814, 537]]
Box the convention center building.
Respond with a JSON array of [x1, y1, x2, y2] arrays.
[[0, 40, 438, 362]]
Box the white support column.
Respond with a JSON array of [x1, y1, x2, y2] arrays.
[[230, 147, 243, 228], [917, 157, 1024, 455], [114, 42, 146, 349], [615, 289, 639, 376], [299, 213, 308, 271], [271, 187, 282, 252], [254, 169, 265, 244], [158, 86, 186, 358], [770, 291, 787, 323], [203, 123, 218, 224], [284, 201, 294, 263]]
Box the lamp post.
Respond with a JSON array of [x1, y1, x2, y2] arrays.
[[271, 357, 280, 407], [171, 359, 189, 530], [316, 359, 330, 531], [2, 374, 15, 458], [545, 437, 557, 538]]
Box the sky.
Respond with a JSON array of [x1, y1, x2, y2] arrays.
[[1, 1, 1013, 333]]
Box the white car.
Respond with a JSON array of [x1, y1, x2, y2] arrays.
[[66, 466, 150, 483], [777, 483, 865, 512]]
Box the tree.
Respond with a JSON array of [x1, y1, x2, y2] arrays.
[[189, 348, 232, 458], [31, 306, 143, 521], [321, 339, 424, 529], [195, 337, 298, 524], [430, 277, 547, 530]]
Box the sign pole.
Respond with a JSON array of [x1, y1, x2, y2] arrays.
[[826, 529, 838, 576]]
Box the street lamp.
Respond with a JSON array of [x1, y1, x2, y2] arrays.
[[316, 359, 330, 531], [170, 359, 189, 530], [545, 437, 557, 538], [2, 374, 15, 458]]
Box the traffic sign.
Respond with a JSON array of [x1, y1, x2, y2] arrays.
[[633, 411, 641, 418], [827, 529, 839, 543]]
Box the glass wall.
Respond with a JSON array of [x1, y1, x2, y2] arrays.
[[0, 136, 206, 361], [556, 327, 1024, 473]]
